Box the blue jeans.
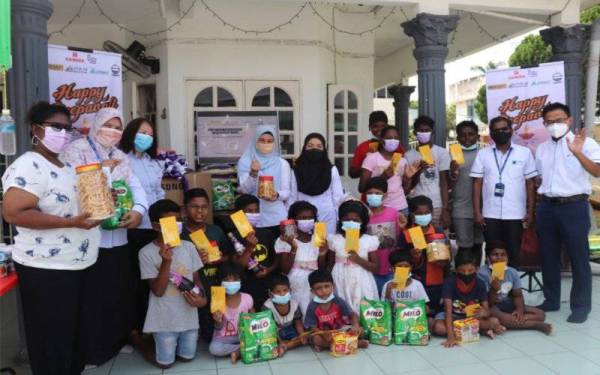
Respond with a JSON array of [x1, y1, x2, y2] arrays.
[[373, 273, 393, 298], [153, 329, 198, 366], [537, 200, 592, 314], [279, 324, 299, 341]]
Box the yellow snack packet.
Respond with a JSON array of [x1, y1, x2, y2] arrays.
[[189, 229, 212, 251], [314, 222, 327, 247], [159, 216, 181, 247], [368, 141, 379, 152], [408, 226, 427, 250], [210, 286, 226, 313], [418, 145, 434, 165], [230, 210, 253, 238], [449, 143, 465, 165], [491, 262, 507, 281], [394, 266, 410, 290], [464, 303, 481, 318], [345, 228, 360, 253], [391, 152, 403, 171], [207, 240, 222, 263]]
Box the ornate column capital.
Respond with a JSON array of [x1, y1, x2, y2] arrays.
[[401, 13, 458, 47], [388, 85, 415, 102], [541, 25, 590, 56]]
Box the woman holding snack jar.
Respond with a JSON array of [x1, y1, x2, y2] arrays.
[[62, 107, 148, 367], [237, 124, 291, 238], [1, 102, 101, 375]]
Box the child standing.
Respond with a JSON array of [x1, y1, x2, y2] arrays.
[[262, 274, 306, 352], [275, 201, 329, 316], [433, 251, 505, 347], [139, 200, 206, 369], [208, 263, 254, 364], [479, 242, 552, 334], [304, 269, 366, 351], [365, 177, 403, 295], [328, 200, 379, 313]]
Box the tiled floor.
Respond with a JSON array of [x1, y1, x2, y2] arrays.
[[8, 274, 600, 375]]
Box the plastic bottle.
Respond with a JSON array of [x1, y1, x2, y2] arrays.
[[0, 109, 16, 156], [228, 232, 246, 255], [169, 271, 201, 295]]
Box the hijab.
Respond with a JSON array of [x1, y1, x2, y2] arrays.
[[89, 107, 124, 152], [294, 133, 332, 196], [237, 124, 282, 190]]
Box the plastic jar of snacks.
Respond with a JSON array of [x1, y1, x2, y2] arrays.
[[280, 219, 297, 238], [76, 163, 115, 220], [426, 233, 450, 262], [258, 176, 276, 200]]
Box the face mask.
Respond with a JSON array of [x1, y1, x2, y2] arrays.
[[222, 281, 241, 295], [256, 142, 274, 155], [305, 149, 324, 161], [491, 132, 511, 146], [297, 219, 315, 233], [176, 221, 183, 234], [547, 123, 569, 140], [414, 213, 432, 227], [461, 144, 478, 151], [134, 133, 153, 152], [246, 213, 261, 227], [37, 126, 72, 154], [366, 194, 383, 208], [272, 292, 291, 305], [416, 131, 432, 144], [313, 293, 335, 304], [383, 139, 400, 152], [96, 127, 123, 148], [341, 221, 361, 231], [457, 273, 476, 284]]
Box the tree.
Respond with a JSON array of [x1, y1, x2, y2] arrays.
[[446, 103, 456, 138], [507, 35, 552, 68], [581, 5, 600, 24], [474, 85, 487, 124]]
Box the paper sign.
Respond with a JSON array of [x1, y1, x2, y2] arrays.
[[449, 143, 465, 165], [408, 226, 427, 250], [207, 240, 222, 263], [345, 228, 360, 253], [159, 216, 181, 247], [491, 262, 507, 281], [230, 210, 253, 238], [464, 303, 481, 318], [314, 222, 327, 247], [394, 267, 410, 290], [210, 286, 226, 313], [418, 145, 434, 165]]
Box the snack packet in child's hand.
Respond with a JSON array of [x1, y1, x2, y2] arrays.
[[492, 262, 507, 281], [418, 145, 434, 165], [449, 143, 465, 165], [390, 152, 403, 171], [207, 240, 222, 263], [230, 210, 253, 238], [345, 228, 360, 253], [159, 216, 181, 247], [408, 226, 427, 250], [210, 286, 226, 313], [368, 141, 379, 152], [394, 266, 410, 290], [189, 229, 211, 251], [314, 222, 327, 247]]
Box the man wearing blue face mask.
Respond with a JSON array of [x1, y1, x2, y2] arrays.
[[535, 103, 600, 324]]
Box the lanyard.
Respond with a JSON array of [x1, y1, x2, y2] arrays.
[[493, 147, 513, 182], [86, 137, 113, 162]]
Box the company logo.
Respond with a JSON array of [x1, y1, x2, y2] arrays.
[[89, 68, 109, 75], [65, 66, 88, 74], [508, 70, 526, 80], [111, 64, 121, 76], [87, 55, 97, 64], [364, 308, 384, 319], [487, 84, 507, 90], [65, 52, 85, 63], [401, 307, 422, 319], [531, 80, 551, 86], [250, 318, 271, 333], [115, 187, 128, 196], [527, 70, 538, 77], [48, 64, 64, 71], [552, 72, 563, 83], [508, 82, 528, 89]]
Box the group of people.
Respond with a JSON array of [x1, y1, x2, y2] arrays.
[[2, 100, 598, 374]]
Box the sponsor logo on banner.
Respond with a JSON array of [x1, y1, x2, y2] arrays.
[[509, 82, 528, 89], [488, 84, 507, 90], [65, 66, 88, 74], [48, 64, 64, 71], [552, 72, 563, 83], [111, 64, 121, 76], [86, 55, 97, 64], [89, 68, 109, 75], [508, 70, 526, 80], [527, 70, 538, 77], [531, 80, 551, 86], [65, 52, 85, 63]]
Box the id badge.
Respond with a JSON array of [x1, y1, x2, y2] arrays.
[[494, 182, 505, 197]]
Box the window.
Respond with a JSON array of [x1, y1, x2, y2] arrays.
[[194, 86, 237, 108], [137, 84, 157, 125], [330, 88, 359, 177], [466, 99, 475, 119]]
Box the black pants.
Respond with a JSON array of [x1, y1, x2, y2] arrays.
[[484, 218, 523, 267], [81, 246, 132, 365], [127, 228, 156, 332], [15, 263, 88, 375]]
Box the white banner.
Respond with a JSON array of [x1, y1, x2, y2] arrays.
[[48, 44, 122, 136], [486, 61, 565, 152]]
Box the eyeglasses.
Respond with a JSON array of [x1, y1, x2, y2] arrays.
[[543, 118, 569, 125], [186, 204, 208, 211], [40, 122, 75, 133]]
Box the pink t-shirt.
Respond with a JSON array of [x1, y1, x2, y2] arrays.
[[213, 292, 254, 338], [367, 207, 400, 275], [362, 152, 408, 211]]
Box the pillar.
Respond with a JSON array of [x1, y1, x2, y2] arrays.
[[540, 25, 589, 129], [402, 13, 458, 146], [387, 85, 415, 149], [7, 0, 53, 155]]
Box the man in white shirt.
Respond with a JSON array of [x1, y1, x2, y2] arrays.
[[535, 102, 600, 324], [471, 116, 537, 267]]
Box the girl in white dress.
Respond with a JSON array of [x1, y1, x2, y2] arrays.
[[328, 200, 379, 313], [274, 201, 329, 316]]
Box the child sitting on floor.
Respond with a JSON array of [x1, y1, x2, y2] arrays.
[[382, 250, 430, 308], [479, 241, 552, 335], [262, 273, 306, 353], [304, 269, 367, 351], [433, 251, 505, 347]]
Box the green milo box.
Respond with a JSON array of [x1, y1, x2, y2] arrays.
[[393, 299, 430, 345], [239, 310, 280, 364], [359, 298, 392, 346], [101, 179, 133, 230]]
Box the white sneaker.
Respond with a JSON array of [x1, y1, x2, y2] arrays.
[[120, 344, 134, 354]]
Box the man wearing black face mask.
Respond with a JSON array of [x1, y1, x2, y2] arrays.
[[470, 116, 537, 267]]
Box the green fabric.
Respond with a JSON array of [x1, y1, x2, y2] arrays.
[[0, 0, 11, 71]]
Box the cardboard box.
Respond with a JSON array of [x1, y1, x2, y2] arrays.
[[161, 172, 213, 223]]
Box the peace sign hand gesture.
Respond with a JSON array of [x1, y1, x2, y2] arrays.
[[567, 128, 586, 155]]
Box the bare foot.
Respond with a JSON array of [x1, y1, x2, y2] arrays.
[[278, 344, 287, 357], [483, 329, 496, 339], [358, 339, 369, 349], [493, 324, 507, 335], [230, 351, 239, 364], [312, 344, 322, 352], [537, 322, 553, 335]]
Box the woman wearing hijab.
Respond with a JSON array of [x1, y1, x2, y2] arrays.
[[289, 133, 345, 234], [237, 124, 291, 237], [62, 107, 148, 367]]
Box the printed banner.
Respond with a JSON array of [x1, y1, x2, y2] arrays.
[[48, 44, 122, 136], [486, 61, 565, 152]]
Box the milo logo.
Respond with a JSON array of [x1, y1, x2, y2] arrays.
[[250, 318, 270, 333], [115, 187, 128, 196], [364, 307, 384, 319], [401, 307, 422, 319]]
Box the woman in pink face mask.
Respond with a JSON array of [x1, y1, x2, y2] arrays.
[[61, 107, 149, 366]]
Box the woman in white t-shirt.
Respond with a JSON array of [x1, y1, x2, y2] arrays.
[[1, 102, 101, 374]]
